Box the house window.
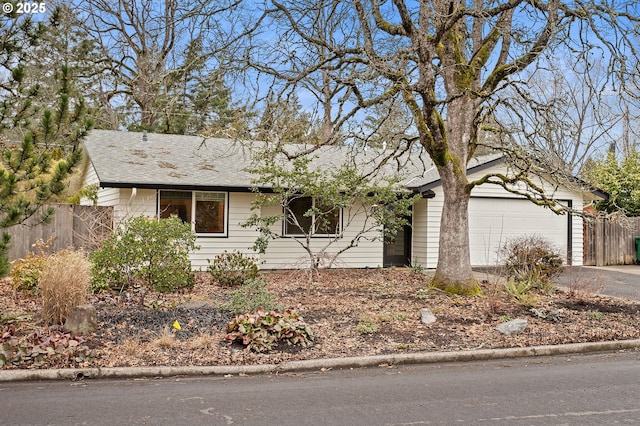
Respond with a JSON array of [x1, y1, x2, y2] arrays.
[[285, 196, 341, 236], [159, 190, 227, 236]]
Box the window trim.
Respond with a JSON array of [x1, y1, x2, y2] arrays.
[[283, 196, 342, 238], [158, 189, 229, 238]]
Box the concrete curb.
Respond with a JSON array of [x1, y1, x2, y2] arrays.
[[2, 339, 640, 382]]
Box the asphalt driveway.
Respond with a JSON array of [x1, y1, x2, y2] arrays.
[[557, 265, 640, 302]]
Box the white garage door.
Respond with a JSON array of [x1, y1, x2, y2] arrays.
[[468, 197, 569, 266]]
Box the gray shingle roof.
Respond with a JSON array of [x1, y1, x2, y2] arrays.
[[83, 130, 443, 191], [83, 130, 258, 189], [82, 130, 512, 193]]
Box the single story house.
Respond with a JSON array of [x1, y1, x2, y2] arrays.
[[81, 130, 605, 269]]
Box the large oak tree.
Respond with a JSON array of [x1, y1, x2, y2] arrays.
[[251, 0, 640, 293]]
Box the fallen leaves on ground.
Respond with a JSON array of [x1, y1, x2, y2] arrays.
[[2, 269, 640, 370]]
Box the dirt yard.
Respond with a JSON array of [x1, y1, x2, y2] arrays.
[[2, 269, 640, 370]]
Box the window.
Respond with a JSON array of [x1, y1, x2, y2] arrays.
[[285, 196, 341, 236], [159, 190, 227, 236]]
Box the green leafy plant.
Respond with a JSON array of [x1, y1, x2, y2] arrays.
[[41, 250, 90, 326], [356, 314, 380, 334], [222, 277, 282, 314], [90, 216, 198, 304], [225, 308, 313, 352], [500, 235, 563, 289], [9, 237, 54, 295], [0, 232, 10, 278], [504, 277, 539, 307], [1, 326, 93, 369], [587, 310, 604, 321], [207, 251, 259, 286]]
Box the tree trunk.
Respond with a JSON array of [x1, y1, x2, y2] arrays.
[[428, 96, 480, 294], [430, 166, 480, 294]]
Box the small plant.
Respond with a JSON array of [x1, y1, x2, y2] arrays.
[[207, 251, 259, 286], [0, 232, 10, 278], [409, 260, 427, 275], [151, 327, 179, 349], [504, 277, 539, 307], [222, 277, 282, 314], [9, 237, 54, 295], [587, 310, 604, 321], [225, 308, 313, 352], [500, 235, 563, 288], [565, 271, 605, 300], [499, 315, 511, 322], [1, 326, 93, 369], [356, 314, 379, 334], [90, 216, 198, 305], [415, 288, 431, 300], [41, 250, 91, 326]]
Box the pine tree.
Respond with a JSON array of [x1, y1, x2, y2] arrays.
[[0, 12, 93, 275]]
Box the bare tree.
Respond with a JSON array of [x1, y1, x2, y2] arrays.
[[73, 0, 253, 133], [496, 55, 623, 175], [251, 0, 640, 293]]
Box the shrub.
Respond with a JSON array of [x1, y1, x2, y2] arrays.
[[9, 238, 54, 295], [41, 250, 91, 326], [0, 326, 93, 369], [503, 277, 539, 307], [90, 216, 198, 304], [225, 308, 313, 352], [208, 251, 259, 286], [222, 277, 282, 314], [500, 235, 563, 287], [0, 232, 10, 278]]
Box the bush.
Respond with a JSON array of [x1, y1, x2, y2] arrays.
[[0, 232, 10, 278], [41, 250, 91, 326], [222, 277, 282, 314], [500, 235, 563, 287], [0, 326, 93, 369], [9, 238, 54, 295], [207, 251, 259, 286], [225, 308, 313, 352], [90, 216, 198, 303]]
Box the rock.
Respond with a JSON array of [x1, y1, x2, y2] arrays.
[[420, 308, 436, 324], [496, 318, 528, 335], [177, 301, 210, 310], [64, 304, 97, 334]]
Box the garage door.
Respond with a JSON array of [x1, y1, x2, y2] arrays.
[[468, 197, 569, 266]]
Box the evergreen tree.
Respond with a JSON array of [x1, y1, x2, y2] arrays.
[[583, 149, 640, 216], [0, 10, 93, 275]]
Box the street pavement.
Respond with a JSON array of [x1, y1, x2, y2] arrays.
[[2, 350, 640, 425]]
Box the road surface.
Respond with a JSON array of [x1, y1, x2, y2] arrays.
[[2, 349, 640, 425]]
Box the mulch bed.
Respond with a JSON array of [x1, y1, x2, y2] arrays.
[[2, 269, 640, 370]]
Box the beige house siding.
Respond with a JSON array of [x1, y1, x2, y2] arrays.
[[411, 198, 428, 268], [189, 192, 261, 270], [425, 163, 585, 268], [259, 200, 384, 269]]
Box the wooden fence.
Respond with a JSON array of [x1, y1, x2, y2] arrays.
[[5, 204, 113, 261], [583, 216, 640, 266]]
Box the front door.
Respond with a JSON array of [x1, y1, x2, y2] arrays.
[[383, 222, 412, 267]]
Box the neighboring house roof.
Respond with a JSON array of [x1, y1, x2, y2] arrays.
[[82, 130, 604, 199]]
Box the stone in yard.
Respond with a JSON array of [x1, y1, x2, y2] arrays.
[[496, 318, 528, 335], [420, 308, 436, 324], [64, 304, 97, 334]]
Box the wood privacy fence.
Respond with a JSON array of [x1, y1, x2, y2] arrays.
[[584, 216, 640, 266], [5, 204, 113, 261]]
